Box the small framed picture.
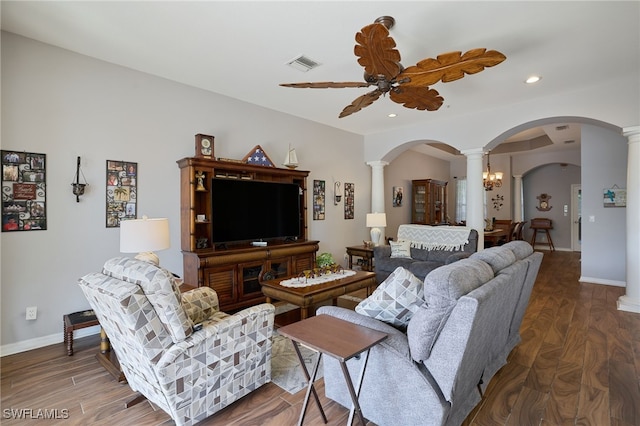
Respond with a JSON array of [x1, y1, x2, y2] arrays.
[[195, 134, 215, 158], [393, 186, 404, 207]]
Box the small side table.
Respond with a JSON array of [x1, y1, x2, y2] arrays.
[[63, 310, 99, 356], [278, 314, 387, 426], [345, 245, 374, 272]]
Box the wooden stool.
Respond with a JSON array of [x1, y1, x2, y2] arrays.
[[63, 310, 99, 355], [530, 218, 555, 251]]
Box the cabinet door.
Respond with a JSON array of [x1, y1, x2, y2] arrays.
[[203, 265, 237, 306], [412, 181, 427, 224], [239, 261, 265, 300], [292, 253, 315, 273], [266, 257, 291, 280]]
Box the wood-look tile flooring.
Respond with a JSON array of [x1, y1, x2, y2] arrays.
[[2, 251, 639, 425]]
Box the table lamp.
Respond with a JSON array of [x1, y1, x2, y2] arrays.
[[366, 212, 387, 246], [120, 216, 170, 266]]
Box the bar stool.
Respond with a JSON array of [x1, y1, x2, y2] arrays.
[[530, 218, 555, 251]]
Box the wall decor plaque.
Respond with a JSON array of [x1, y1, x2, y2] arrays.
[[2, 150, 47, 232]]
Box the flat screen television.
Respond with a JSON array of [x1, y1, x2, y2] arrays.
[[210, 178, 301, 244]]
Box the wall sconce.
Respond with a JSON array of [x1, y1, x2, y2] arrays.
[[334, 181, 342, 205], [71, 156, 88, 202]]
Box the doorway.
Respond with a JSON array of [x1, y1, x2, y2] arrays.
[[571, 184, 582, 252]]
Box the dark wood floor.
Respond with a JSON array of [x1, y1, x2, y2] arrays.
[[2, 251, 639, 425]]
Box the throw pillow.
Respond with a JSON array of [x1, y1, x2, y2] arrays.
[[355, 266, 424, 329], [389, 240, 412, 259]]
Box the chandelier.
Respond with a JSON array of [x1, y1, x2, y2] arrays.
[[483, 152, 503, 191]]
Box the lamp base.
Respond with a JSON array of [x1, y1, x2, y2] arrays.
[[134, 251, 160, 266], [370, 227, 382, 247]]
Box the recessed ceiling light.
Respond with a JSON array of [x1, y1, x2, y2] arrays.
[[525, 75, 541, 84], [388, 113, 397, 118]]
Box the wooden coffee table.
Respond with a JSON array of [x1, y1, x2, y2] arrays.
[[278, 314, 387, 426], [261, 270, 376, 319]]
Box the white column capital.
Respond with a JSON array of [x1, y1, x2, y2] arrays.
[[461, 148, 485, 158], [622, 125, 640, 139], [366, 160, 389, 169]]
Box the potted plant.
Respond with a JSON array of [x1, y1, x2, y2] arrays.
[[316, 252, 335, 268]]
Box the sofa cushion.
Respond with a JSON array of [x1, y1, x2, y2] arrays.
[[407, 258, 494, 360], [502, 240, 534, 259], [470, 246, 517, 274], [390, 240, 412, 259], [408, 261, 444, 281], [356, 267, 424, 329], [103, 257, 193, 343]]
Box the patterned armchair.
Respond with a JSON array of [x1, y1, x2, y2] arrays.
[[78, 257, 274, 426]]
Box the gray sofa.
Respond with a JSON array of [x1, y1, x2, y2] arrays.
[[374, 225, 478, 283], [317, 241, 543, 426]]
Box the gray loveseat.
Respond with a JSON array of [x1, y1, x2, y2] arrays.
[[318, 241, 543, 426], [374, 225, 478, 282]]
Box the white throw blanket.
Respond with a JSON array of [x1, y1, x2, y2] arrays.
[[397, 224, 471, 251]]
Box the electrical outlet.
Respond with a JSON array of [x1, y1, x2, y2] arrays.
[[26, 306, 37, 320], [343, 253, 349, 260]]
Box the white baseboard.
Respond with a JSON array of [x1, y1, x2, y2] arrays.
[[533, 245, 573, 252], [578, 276, 626, 287], [0, 325, 101, 357]]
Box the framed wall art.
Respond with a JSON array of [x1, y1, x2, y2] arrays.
[[106, 160, 138, 227], [603, 186, 626, 207], [393, 186, 403, 207], [313, 179, 325, 220], [2, 150, 47, 232], [344, 182, 354, 219]]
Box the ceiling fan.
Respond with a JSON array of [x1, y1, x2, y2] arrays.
[[280, 16, 506, 118]]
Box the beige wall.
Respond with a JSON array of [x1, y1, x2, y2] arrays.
[[0, 32, 369, 352]]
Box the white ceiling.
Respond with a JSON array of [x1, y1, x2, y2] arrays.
[[2, 1, 638, 154]]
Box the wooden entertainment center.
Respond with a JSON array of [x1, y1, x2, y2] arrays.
[[177, 157, 318, 311]]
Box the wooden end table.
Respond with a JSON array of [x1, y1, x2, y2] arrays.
[[345, 245, 374, 272], [278, 314, 388, 426], [261, 270, 376, 320]]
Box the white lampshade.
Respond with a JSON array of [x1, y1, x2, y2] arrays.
[[366, 213, 387, 246], [366, 213, 387, 228], [120, 216, 170, 265]]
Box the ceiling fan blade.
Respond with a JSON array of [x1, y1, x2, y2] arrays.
[[339, 89, 383, 118], [280, 82, 373, 89], [354, 23, 402, 81], [397, 48, 506, 86], [390, 86, 444, 111]]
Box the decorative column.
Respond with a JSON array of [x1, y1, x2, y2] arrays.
[[618, 126, 640, 313], [513, 175, 523, 222], [462, 148, 485, 249], [367, 160, 389, 242]]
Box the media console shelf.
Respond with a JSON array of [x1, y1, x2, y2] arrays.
[[177, 157, 317, 311]]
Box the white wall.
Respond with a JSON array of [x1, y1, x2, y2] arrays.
[[0, 33, 369, 351]]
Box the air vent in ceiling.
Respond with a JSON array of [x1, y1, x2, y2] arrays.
[[555, 125, 569, 131], [286, 55, 321, 72], [564, 140, 575, 144]]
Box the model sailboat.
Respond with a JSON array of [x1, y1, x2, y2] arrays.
[[283, 146, 298, 169]]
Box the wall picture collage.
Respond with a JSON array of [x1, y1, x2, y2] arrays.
[[1, 150, 47, 232], [106, 160, 138, 228]]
